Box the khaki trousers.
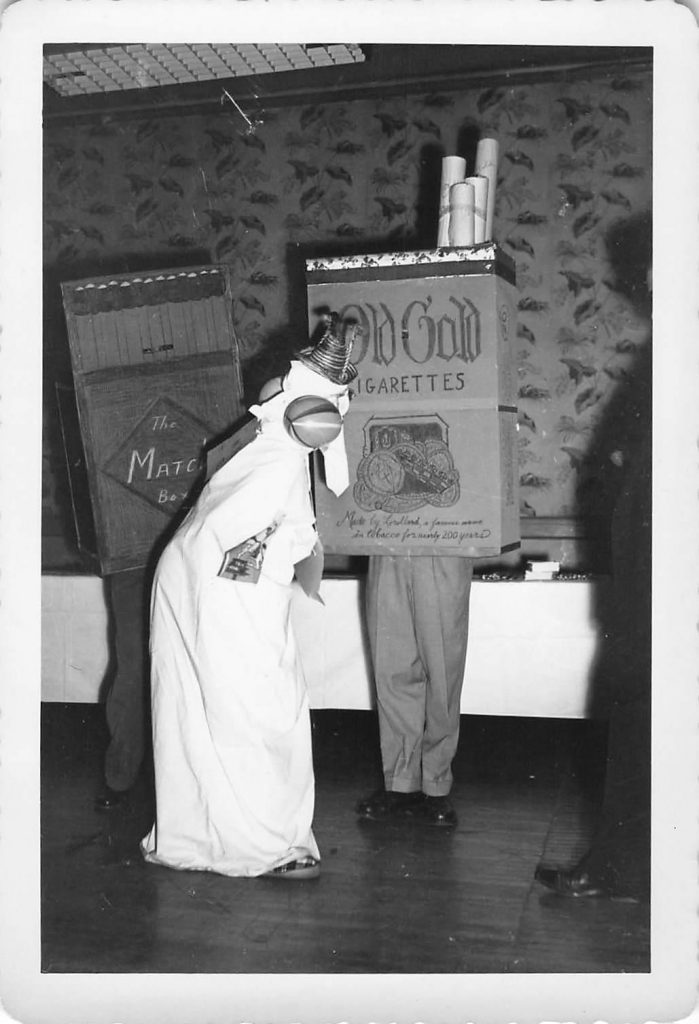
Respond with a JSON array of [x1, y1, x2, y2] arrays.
[[366, 555, 473, 797]]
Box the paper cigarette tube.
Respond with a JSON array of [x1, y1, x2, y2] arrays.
[[474, 138, 499, 241], [437, 155, 467, 247], [448, 181, 475, 246], [465, 175, 489, 243]]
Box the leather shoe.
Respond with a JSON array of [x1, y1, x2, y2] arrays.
[[534, 864, 611, 898], [262, 856, 320, 880], [356, 788, 425, 821], [422, 795, 457, 827], [94, 786, 128, 811]]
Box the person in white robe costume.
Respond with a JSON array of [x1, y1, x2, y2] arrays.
[[141, 318, 356, 880]]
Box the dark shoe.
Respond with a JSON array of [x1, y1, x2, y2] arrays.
[[534, 864, 612, 899], [261, 856, 320, 880], [356, 788, 425, 821], [94, 786, 128, 812], [422, 795, 457, 827]]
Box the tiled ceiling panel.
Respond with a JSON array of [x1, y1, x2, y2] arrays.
[[44, 42, 365, 97]]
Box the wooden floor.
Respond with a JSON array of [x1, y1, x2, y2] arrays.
[[40, 704, 650, 975]]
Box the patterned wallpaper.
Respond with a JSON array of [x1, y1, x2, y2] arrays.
[[43, 64, 652, 552]]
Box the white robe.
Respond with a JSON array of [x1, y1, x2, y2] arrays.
[[140, 423, 321, 877]]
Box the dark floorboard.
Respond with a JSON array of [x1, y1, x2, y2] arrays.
[[40, 703, 649, 974]]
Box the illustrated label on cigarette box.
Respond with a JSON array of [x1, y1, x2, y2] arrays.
[[306, 245, 520, 557]]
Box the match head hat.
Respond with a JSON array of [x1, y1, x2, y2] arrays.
[[296, 313, 358, 386]]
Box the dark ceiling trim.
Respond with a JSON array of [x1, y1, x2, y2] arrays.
[[43, 50, 652, 124]]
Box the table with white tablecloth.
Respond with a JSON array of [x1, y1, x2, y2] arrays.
[[42, 574, 605, 719]]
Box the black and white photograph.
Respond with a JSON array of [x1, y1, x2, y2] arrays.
[[1, 0, 698, 1021]]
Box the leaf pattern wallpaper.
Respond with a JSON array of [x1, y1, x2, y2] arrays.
[[43, 63, 651, 554]]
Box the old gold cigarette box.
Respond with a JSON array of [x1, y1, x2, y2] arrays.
[[306, 245, 520, 557]]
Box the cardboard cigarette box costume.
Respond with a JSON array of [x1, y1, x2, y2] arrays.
[[305, 244, 520, 557], [60, 265, 244, 573]]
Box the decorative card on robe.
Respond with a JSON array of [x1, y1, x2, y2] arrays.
[[218, 522, 278, 583]]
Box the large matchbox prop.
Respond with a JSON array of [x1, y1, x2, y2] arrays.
[[60, 265, 244, 573]]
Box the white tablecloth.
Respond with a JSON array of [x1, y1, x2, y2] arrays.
[[42, 574, 604, 718]]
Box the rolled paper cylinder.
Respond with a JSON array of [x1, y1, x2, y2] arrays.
[[437, 155, 467, 247], [474, 138, 499, 241], [465, 175, 489, 243], [448, 181, 475, 246]]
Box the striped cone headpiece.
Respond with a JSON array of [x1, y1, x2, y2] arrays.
[[296, 312, 359, 385]]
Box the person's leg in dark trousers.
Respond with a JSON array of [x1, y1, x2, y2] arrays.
[[535, 643, 650, 899], [97, 566, 150, 808], [536, 440, 651, 899], [574, 483, 651, 898], [576, 685, 651, 898]]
